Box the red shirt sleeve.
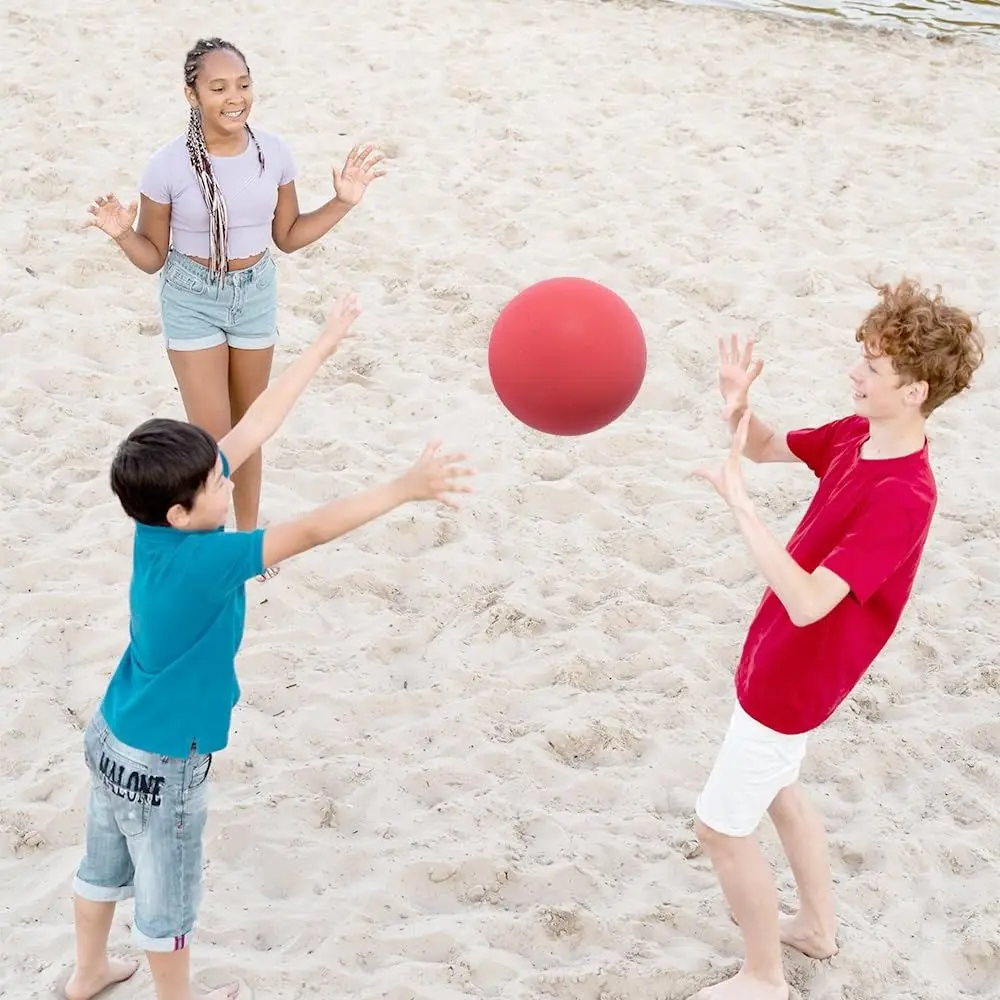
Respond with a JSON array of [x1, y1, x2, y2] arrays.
[[820, 480, 934, 604], [787, 416, 860, 478]]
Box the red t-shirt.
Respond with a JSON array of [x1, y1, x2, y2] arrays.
[[736, 415, 936, 735]]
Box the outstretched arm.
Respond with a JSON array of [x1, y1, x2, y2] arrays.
[[219, 294, 361, 474], [696, 410, 849, 627], [272, 183, 353, 254], [727, 406, 798, 464], [85, 193, 170, 274], [730, 502, 849, 625], [717, 336, 799, 464], [272, 145, 386, 254], [262, 441, 475, 567]]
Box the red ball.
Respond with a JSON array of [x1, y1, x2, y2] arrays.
[[488, 277, 646, 436]]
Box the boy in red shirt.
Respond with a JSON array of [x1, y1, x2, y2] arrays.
[[690, 279, 985, 1000]]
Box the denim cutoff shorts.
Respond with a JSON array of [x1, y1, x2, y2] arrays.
[[158, 248, 278, 352], [73, 710, 213, 952]]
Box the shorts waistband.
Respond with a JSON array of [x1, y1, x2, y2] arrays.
[[166, 247, 272, 285]]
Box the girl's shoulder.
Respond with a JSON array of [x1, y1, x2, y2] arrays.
[[145, 134, 189, 168], [139, 134, 190, 193], [248, 127, 291, 154]]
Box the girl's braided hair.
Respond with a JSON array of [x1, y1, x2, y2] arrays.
[[183, 37, 265, 283]]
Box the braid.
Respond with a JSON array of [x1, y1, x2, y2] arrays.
[[245, 125, 266, 175], [182, 37, 267, 284], [185, 108, 228, 284]]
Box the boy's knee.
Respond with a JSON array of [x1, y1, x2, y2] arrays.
[[695, 815, 733, 852], [767, 781, 803, 821]]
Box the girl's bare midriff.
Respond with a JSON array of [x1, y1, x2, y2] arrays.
[[184, 250, 266, 271]]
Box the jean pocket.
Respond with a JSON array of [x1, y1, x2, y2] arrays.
[[94, 738, 168, 837], [252, 255, 277, 292], [187, 754, 212, 793], [163, 260, 209, 296]]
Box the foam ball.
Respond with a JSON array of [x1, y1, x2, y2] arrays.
[[488, 277, 646, 436]]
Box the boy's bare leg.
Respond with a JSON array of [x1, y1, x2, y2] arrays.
[[767, 782, 838, 959], [63, 897, 139, 1000], [693, 820, 789, 1000], [147, 948, 240, 1000]]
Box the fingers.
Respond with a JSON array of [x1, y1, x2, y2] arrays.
[[718, 334, 757, 372], [328, 292, 361, 329], [432, 473, 476, 507], [420, 438, 443, 461]]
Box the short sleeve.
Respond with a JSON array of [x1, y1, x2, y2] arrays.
[[820, 482, 933, 604], [139, 149, 172, 205], [276, 136, 297, 186], [787, 416, 861, 479], [190, 528, 267, 594]]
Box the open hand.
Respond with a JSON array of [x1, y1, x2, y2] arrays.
[[85, 193, 137, 240], [333, 144, 387, 207], [318, 292, 362, 357], [398, 439, 476, 509], [718, 335, 763, 420], [694, 409, 752, 509]]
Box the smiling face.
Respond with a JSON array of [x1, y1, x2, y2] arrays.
[[849, 345, 927, 421], [186, 48, 253, 140]]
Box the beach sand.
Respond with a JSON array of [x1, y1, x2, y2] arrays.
[[2, 0, 999, 997]]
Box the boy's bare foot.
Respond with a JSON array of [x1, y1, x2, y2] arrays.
[[200, 985, 242, 1000], [778, 913, 838, 959], [692, 969, 789, 999], [727, 910, 838, 960], [61, 958, 139, 999]]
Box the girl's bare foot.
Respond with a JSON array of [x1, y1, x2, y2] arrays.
[[728, 910, 837, 960], [778, 913, 838, 959], [200, 985, 241, 1000], [692, 968, 789, 999], [62, 958, 139, 999]]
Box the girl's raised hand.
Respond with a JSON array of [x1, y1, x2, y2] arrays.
[[85, 193, 137, 240]]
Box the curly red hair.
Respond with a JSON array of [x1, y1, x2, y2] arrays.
[[856, 279, 985, 415]]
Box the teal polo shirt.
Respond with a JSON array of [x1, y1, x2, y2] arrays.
[[100, 451, 265, 758]]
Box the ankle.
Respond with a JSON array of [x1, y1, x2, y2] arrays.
[[796, 907, 836, 937], [73, 955, 110, 977], [742, 962, 786, 988]]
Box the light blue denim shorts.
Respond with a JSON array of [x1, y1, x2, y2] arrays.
[[73, 710, 212, 952], [158, 248, 278, 352]]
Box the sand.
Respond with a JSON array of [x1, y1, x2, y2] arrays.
[[2, 0, 999, 997]]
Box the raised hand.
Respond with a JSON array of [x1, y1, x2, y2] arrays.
[[332, 144, 387, 207], [694, 409, 752, 510], [317, 292, 362, 357], [85, 193, 137, 240], [718, 335, 763, 420], [398, 440, 476, 509]]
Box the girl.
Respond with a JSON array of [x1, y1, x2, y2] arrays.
[[85, 36, 384, 579]]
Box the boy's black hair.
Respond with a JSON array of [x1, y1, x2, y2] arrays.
[[110, 418, 219, 526]]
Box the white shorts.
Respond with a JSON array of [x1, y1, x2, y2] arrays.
[[695, 700, 810, 837]]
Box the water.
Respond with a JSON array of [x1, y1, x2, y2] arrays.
[[673, 0, 1000, 40]]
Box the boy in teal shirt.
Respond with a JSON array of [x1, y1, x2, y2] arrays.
[[59, 293, 474, 1000]]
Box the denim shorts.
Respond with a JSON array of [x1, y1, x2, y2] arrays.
[[73, 710, 212, 952], [158, 248, 278, 352]]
